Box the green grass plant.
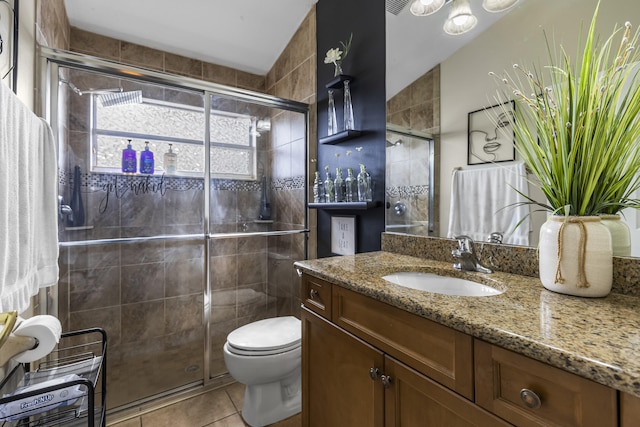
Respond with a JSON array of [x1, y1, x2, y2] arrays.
[[493, 2, 640, 216]]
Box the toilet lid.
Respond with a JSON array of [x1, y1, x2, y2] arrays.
[[227, 316, 301, 353]]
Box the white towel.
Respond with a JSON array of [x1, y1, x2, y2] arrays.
[[447, 162, 530, 246], [0, 80, 59, 313]]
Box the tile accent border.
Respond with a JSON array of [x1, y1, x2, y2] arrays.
[[61, 171, 306, 193], [385, 185, 430, 198]]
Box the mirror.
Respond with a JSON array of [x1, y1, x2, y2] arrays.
[[385, 0, 640, 256]]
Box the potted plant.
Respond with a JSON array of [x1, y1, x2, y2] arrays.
[[493, 4, 640, 296]]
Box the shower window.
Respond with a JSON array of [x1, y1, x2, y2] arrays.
[[91, 97, 257, 179]]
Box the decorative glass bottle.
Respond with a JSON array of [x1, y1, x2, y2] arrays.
[[334, 167, 345, 202], [324, 169, 335, 203], [357, 164, 372, 202], [259, 175, 271, 220], [68, 165, 85, 227], [327, 89, 338, 136], [343, 80, 355, 131], [345, 167, 357, 202], [313, 171, 325, 203]]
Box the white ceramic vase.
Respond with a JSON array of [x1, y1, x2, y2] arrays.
[[599, 214, 631, 257], [539, 216, 613, 297]]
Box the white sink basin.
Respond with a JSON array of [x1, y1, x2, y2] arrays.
[[382, 272, 503, 297]]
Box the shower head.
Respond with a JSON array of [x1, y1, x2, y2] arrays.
[[386, 136, 403, 147], [99, 90, 143, 107]]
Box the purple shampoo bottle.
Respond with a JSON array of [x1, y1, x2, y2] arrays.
[[122, 140, 137, 174], [140, 141, 154, 174]]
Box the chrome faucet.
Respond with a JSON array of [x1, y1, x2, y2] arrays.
[[452, 235, 492, 274]]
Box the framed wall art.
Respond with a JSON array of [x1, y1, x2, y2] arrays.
[[330, 215, 356, 256], [467, 100, 515, 165]]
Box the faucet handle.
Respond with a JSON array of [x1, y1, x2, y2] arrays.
[[454, 235, 474, 252]]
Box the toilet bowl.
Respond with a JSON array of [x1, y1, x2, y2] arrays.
[[223, 316, 301, 427]]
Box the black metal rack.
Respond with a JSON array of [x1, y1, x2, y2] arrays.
[[0, 328, 107, 427]]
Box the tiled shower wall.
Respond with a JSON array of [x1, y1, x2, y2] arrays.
[[386, 65, 441, 234], [267, 8, 317, 261]]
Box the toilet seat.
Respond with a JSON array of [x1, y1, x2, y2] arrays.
[[226, 316, 301, 356]]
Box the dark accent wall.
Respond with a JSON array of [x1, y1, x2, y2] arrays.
[[316, 0, 386, 257]]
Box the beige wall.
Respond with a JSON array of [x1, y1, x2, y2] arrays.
[[439, 0, 640, 241]]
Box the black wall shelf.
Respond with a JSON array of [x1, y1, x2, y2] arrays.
[[319, 129, 362, 145], [325, 75, 355, 89], [309, 201, 379, 210]]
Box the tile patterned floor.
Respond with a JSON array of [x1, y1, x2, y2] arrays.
[[108, 382, 301, 427]]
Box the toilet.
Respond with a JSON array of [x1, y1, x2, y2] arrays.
[[223, 316, 302, 427]]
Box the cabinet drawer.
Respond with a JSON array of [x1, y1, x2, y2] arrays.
[[301, 275, 332, 319], [332, 286, 474, 400], [474, 339, 617, 427]]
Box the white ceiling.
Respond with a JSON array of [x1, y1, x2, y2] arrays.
[[64, 0, 520, 98], [64, 0, 319, 75]]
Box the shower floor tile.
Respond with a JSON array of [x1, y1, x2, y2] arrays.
[[108, 382, 301, 427]]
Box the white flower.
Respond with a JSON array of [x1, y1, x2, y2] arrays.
[[324, 48, 343, 65]]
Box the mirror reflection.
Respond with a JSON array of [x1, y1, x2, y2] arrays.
[[385, 0, 640, 256]]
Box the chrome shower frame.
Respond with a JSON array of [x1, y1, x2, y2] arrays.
[[39, 47, 310, 412]]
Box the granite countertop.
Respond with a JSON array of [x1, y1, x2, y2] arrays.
[[294, 251, 640, 398]]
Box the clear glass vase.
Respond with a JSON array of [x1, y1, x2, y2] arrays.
[[357, 164, 372, 202], [328, 90, 338, 136], [313, 171, 324, 203], [334, 167, 345, 202], [324, 170, 335, 203], [345, 167, 357, 202], [343, 80, 355, 131], [334, 61, 343, 77]]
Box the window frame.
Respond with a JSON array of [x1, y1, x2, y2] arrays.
[[90, 95, 258, 180]]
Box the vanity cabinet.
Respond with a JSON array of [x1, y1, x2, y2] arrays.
[[300, 273, 630, 426], [301, 274, 507, 427]]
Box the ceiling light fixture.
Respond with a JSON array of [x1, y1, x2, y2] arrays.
[[482, 0, 519, 13], [409, 0, 519, 36], [443, 0, 477, 35], [409, 0, 445, 16]]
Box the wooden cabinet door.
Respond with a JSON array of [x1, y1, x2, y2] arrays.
[[621, 392, 640, 427], [302, 307, 384, 427], [384, 355, 510, 427]]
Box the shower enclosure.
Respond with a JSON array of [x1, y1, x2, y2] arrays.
[[41, 48, 308, 412], [385, 124, 435, 236]]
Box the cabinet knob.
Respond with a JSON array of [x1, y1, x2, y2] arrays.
[[520, 388, 542, 409], [310, 289, 319, 299], [381, 375, 392, 389], [296, 268, 303, 278], [369, 367, 380, 381]]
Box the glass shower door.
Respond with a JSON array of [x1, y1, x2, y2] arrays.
[[207, 93, 308, 379], [55, 65, 207, 409]]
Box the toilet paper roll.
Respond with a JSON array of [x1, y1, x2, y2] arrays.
[[12, 316, 62, 363]]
